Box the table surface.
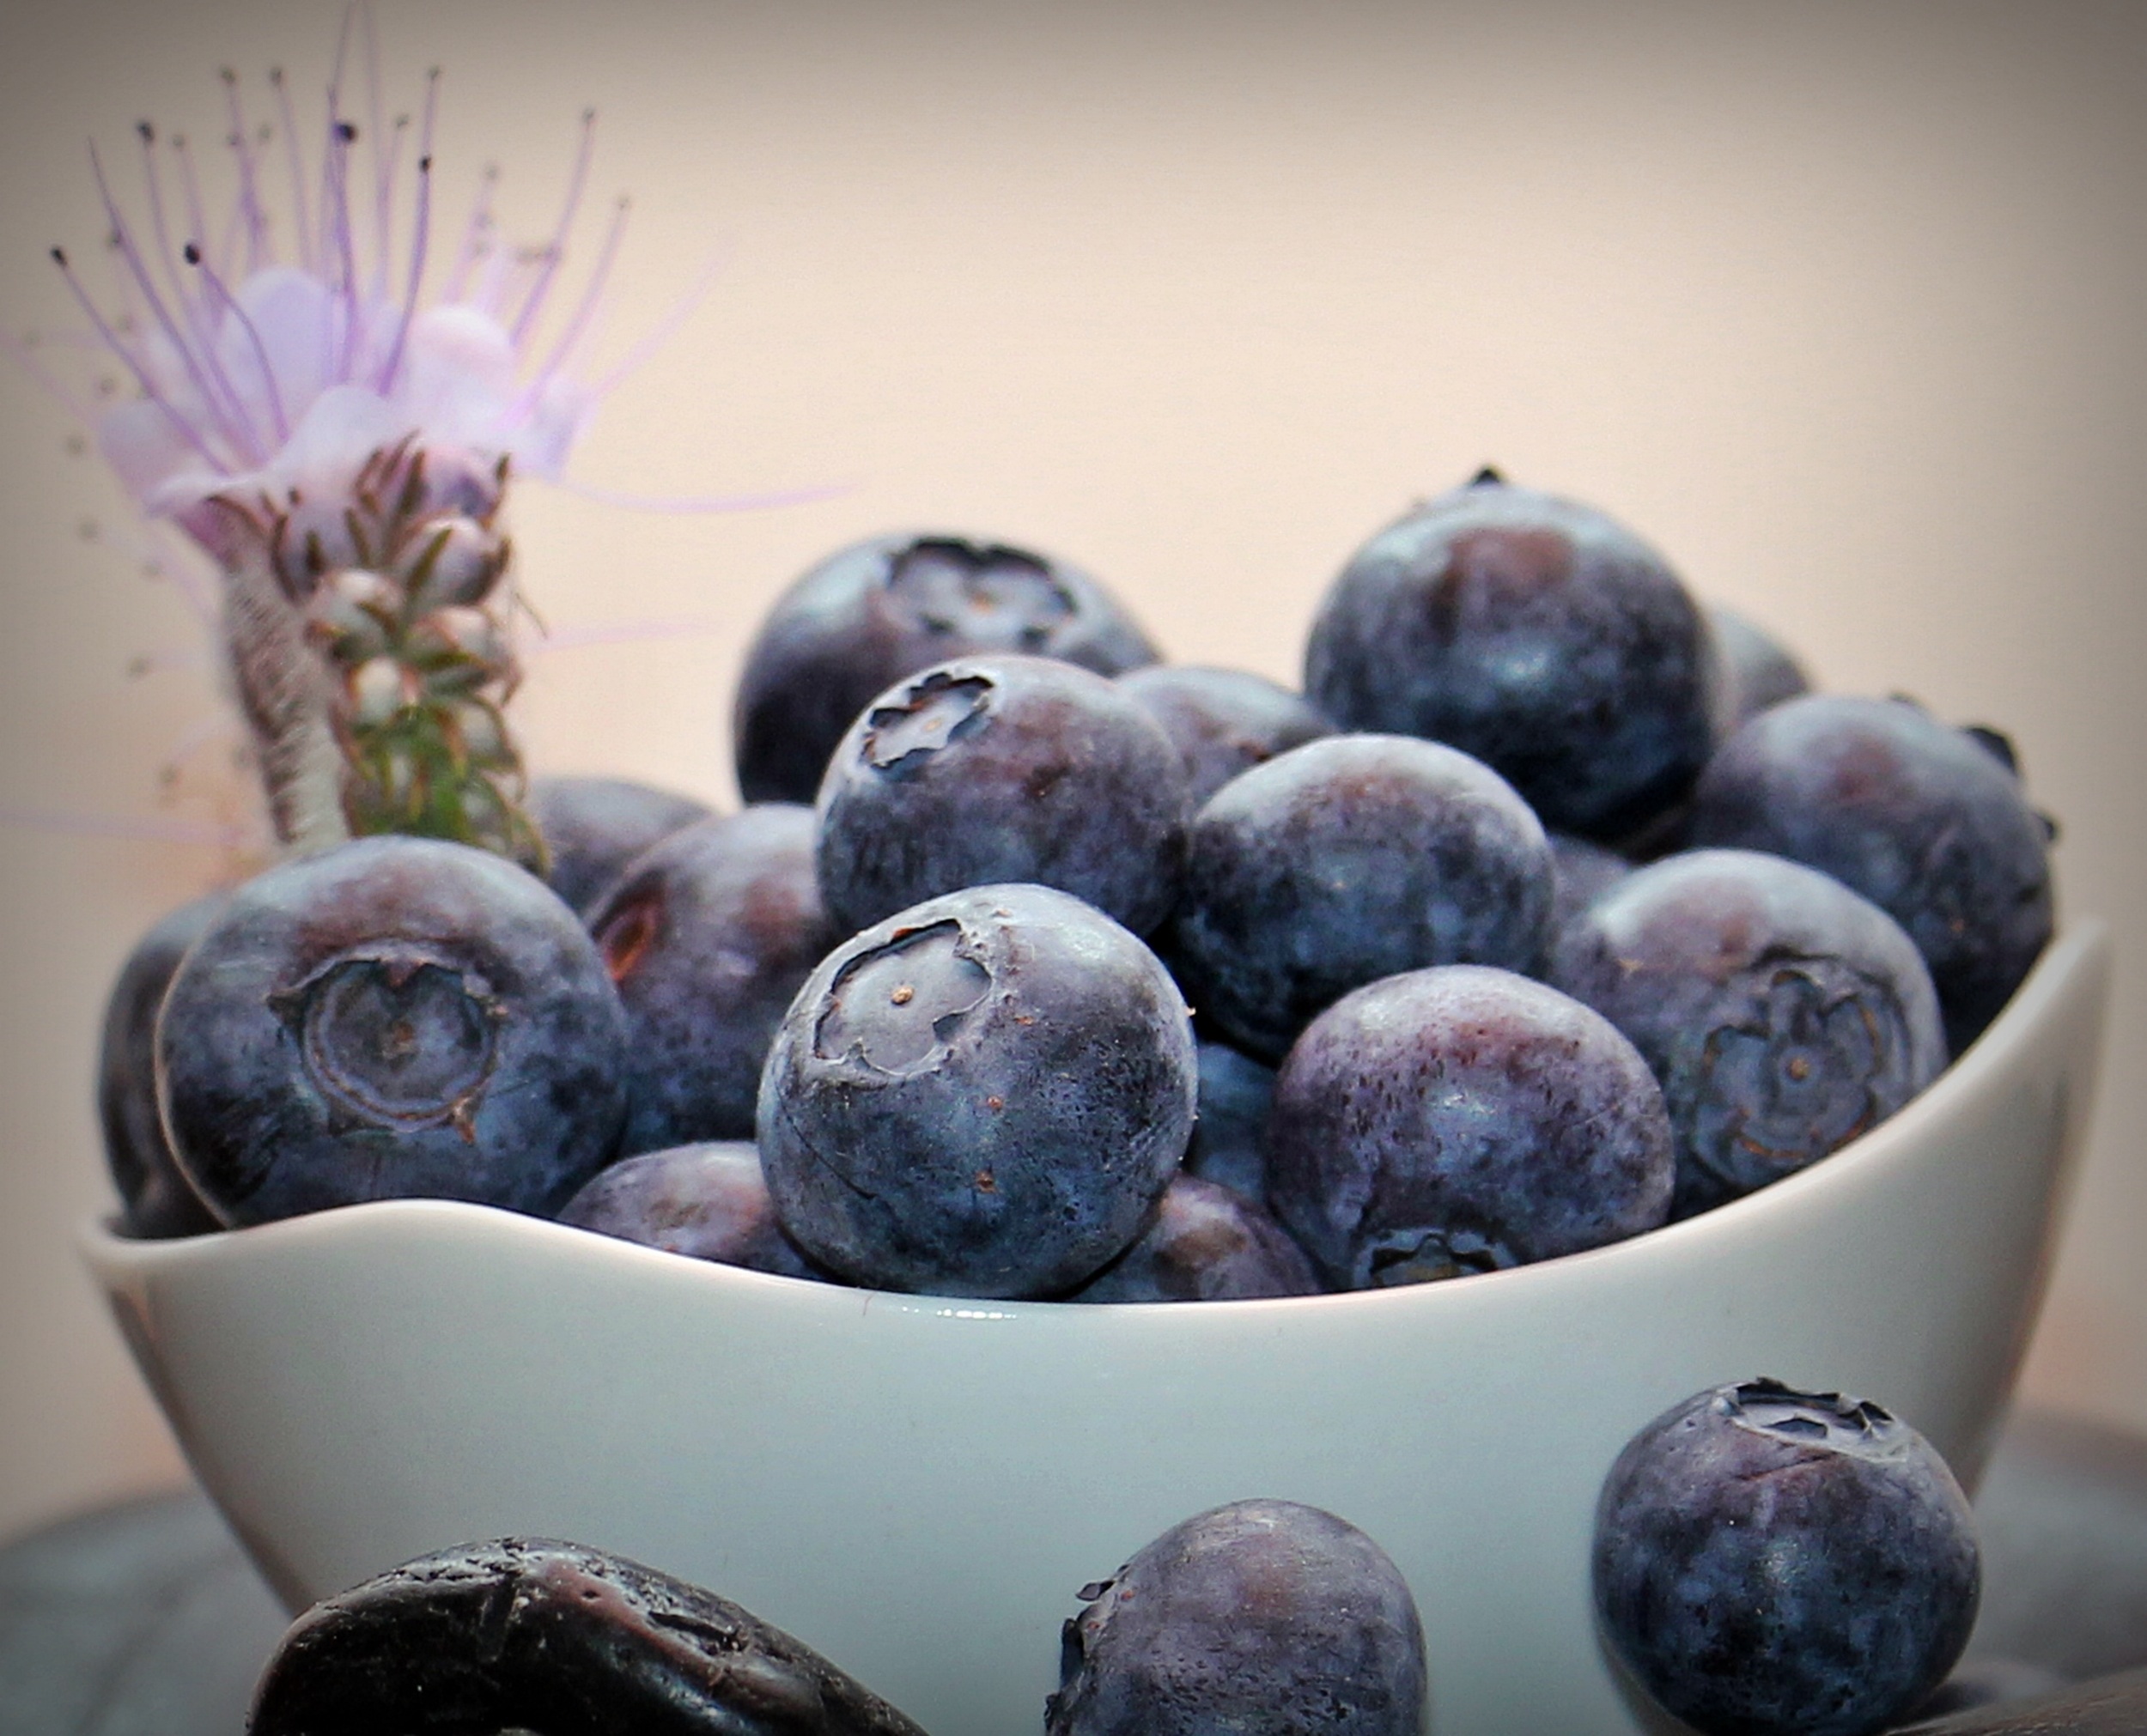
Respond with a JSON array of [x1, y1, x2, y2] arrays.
[[5, 1408, 2147, 1734]]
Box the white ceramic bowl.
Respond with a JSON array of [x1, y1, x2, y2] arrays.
[[85, 923, 2110, 1736]]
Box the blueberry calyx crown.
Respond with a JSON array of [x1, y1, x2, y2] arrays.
[[1721, 1376, 1899, 1453], [885, 536, 1076, 648], [814, 920, 992, 1072], [863, 671, 995, 773], [1468, 464, 1506, 487]]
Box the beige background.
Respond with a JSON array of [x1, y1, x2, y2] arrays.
[[2, 0, 2144, 1542]]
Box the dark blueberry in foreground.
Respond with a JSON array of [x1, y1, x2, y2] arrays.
[[1116, 664, 1335, 807], [1687, 694, 2055, 1054], [1712, 604, 1812, 724], [528, 774, 715, 914], [1553, 849, 1945, 1218], [814, 654, 1190, 938], [1066, 1175, 1321, 1302], [1593, 1378, 1980, 1736], [1182, 1039, 1276, 1204], [758, 883, 1196, 1298], [1047, 1498, 1426, 1736], [1305, 472, 1721, 840], [248, 1537, 928, 1736], [558, 1141, 822, 1279], [157, 837, 628, 1225], [98, 892, 227, 1238], [1268, 965, 1673, 1288], [587, 805, 836, 1153], [734, 530, 1160, 803], [1170, 732, 1554, 1062]]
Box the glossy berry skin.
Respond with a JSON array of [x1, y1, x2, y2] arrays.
[[814, 654, 1191, 939], [1686, 694, 2055, 1055], [1116, 665, 1335, 808], [528, 774, 714, 915], [97, 892, 226, 1239], [1593, 1378, 1980, 1736], [734, 531, 1160, 804], [157, 837, 629, 1226], [557, 1141, 821, 1279], [1711, 604, 1811, 725], [757, 883, 1196, 1298], [1267, 965, 1674, 1288], [1181, 1040, 1276, 1205], [1046, 1498, 1426, 1736], [1553, 850, 1946, 1218], [1305, 472, 1721, 841], [1066, 1175, 1322, 1302], [586, 805, 836, 1154], [1169, 733, 1554, 1062], [249, 1537, 928, 1736]]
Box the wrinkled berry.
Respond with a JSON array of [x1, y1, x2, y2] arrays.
[[757, 883, 1196, 1298], [1047, 1498, 1426, 1736], [1594, 1378, 1980, 1736]]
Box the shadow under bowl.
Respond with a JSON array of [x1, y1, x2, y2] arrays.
[[83, 923, 2112, 1736]]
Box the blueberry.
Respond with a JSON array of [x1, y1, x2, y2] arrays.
[[757, 883, 1196, 1298], [1711, 604, 1812, 725], [1685, 694, 2056, 1054], [1552, 850, 1945, 1217], [1046, 1498, 1426, 1736], [734, 531, 1160, 804], [1065, 1175, 1322, 1302], [557, 1141, 824, 1278], [96, 892, 227, 1238], [527, 774, 715, 915], [1181, 1039, 1276, 1205], [1593, 1378, 1980, 1736], [1116, 665, 1335, 807], [1546, 830, 1633, 938], [248, 1537, 929, 1736], [157, 836, 629, 1225], [1305, 470, 1721, 840], [586, 805, 836, 1153], [1168, 732, 1554, 1062], [813, 655, 1191, 939], [1266, 964, 1674, 1288]]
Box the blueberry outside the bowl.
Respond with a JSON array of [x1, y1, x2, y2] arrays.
[[587, 804, 837, 1154], [1266, 964, 1675, 1289], [1551, 849, 1946, 1218], [733, 531, 1161, 804], [557, 1141, 824, 1279], [157, 836, 629, 1225], [1593, 1378, 1980, 1736], [1046, 1498, 1426, 1736], [1685, 693, 2055, 1056], [1116, 664, 1335, 808], [97, 891, 227, 1238], [813, 654, 1192, 939], [757, 882, 1197, 1299], [1304, 472, 1721, 841], [248, 1536, 929, 1736], [1168, 732, 1555, 1063], [1064, 1175, 1323, 1302], [528, 774, 715, 915]]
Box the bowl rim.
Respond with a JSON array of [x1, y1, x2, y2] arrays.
[[82, 919, 2113, 1321]]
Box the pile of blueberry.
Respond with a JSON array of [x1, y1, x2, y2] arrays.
[[103, 467, 2056, 1310], [240, 1375, 1987, 1736]]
